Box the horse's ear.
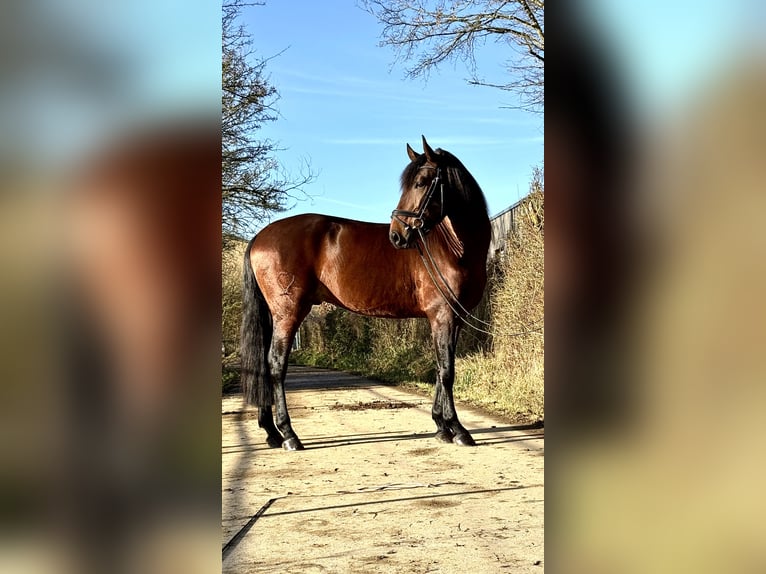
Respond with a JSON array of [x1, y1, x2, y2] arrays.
[[406, 143, 420, 162], [421, 135, 436, 163]]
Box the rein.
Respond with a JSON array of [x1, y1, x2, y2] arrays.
[[416, 231, 543, 338], [414, 228, 495, 336]]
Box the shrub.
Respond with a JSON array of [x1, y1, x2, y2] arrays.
[[222, 239, 246, 357], [453, 184, 544, 421]]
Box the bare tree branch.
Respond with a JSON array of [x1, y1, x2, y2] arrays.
[[362, 0, 544, 112], [222, 1, 314, 241]]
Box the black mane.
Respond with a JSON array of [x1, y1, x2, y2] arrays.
[[400, 147, 489, 217]]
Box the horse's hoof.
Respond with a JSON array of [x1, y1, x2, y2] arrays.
[[435, 430, 455, 443], [282, 437, 304, 451], [453, 432, 476, 446], [266, 435, 283, 449]]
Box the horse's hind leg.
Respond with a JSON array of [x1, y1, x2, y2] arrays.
[[270, 314, 309, 451], [258, 406, 283, 448], [270, 340, 302, 450]]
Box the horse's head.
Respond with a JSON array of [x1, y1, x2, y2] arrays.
[[390, 136, 446, 249]]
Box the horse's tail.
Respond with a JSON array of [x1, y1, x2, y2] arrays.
[[240, 237, 273, 407]]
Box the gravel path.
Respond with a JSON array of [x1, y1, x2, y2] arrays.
[[222, 366, 544, 573]]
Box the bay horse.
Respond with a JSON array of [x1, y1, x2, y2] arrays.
[[241, 136, 491, 449]]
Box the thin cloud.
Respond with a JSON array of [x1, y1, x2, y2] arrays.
[[314, 196, 387, 213], [320, 137, 403, 145], [285, 84, 444, 107]]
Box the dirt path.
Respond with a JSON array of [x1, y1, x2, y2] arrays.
[[222, 366, 544, 573]]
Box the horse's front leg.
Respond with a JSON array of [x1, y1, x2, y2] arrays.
[[431, 318, 475, 446], [431, 382, 454, 443]]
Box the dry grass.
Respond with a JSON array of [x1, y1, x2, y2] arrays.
[[222, 239, 246, 357], [453, 189, 544, 422]]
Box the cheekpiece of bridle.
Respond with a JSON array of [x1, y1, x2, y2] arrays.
[[391, 166, 445, 235]]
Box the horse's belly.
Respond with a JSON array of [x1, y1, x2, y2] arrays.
[[317, 276, 424, 319]]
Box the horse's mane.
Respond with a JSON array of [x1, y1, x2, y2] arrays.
[[400, 147, 489, 217]]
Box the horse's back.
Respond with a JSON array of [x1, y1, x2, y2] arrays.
[[252, 213, 388, 258]]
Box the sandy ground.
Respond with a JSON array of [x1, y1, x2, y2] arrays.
[[222, 366, 544, 573]]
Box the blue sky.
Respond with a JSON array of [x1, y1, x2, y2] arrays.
[[243, 0, 544, 226]]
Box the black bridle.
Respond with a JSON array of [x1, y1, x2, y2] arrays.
[[390, 166, 444, 234]]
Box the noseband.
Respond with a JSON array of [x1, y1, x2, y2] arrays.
[[391, 166, 444, 234]]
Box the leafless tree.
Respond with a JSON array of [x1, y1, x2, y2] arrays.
[[222, 0, 313, 241], [362, 0, 544, 111]]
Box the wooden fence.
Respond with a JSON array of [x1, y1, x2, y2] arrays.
[[489, 200, 522, 260]]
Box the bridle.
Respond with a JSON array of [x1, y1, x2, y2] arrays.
[[390, 165, 444, 235]]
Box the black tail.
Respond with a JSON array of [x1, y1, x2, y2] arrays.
[[240, 237, 273, 406]]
